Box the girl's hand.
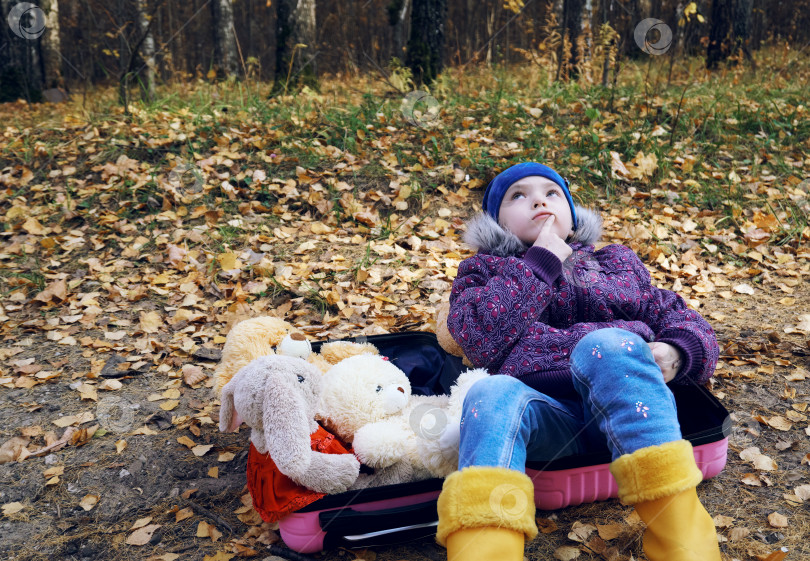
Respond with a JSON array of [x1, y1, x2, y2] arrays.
[[648, 342, 684, 382], [533, 215, 573, 262]]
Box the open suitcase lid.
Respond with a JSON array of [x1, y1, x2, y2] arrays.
[[303, 331, 730, 507]]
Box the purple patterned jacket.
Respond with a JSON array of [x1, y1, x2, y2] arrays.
[[447, 207, 719, 398]]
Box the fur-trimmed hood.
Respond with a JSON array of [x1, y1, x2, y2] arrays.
[[462, 205, 603, 257]]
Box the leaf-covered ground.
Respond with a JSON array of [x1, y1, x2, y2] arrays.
[[1, 53, 809, 561]]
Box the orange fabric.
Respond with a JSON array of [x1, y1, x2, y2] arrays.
[[246, 426, 352, 522]]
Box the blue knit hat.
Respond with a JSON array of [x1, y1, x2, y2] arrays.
[[482, 162, 578, 231]]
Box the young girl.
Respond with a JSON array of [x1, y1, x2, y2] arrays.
[[436, 162, 721, 561]]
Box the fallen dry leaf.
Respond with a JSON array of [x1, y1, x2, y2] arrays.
[[79, 494, 99, 511], [175, 507, 193, 522], [733, 283, 755, 295], [131, 425, 158, 436], [713, 515, 734, 528], [596, 523, 622, 540], [767, 512, 788, 528], [537, 517, 558, 534], [126, 523, 161, 546], [567, 520, 596, 542], [196, 520, 222, 542], [177, 436, 196, 448], [160, 400, 180, 411], [0, 436, 30, 464], [729, 526, 750, 541], [794, 484, 810, 501], [553, 545, 581, 560], [42, 466, 64, 478], [2, 502, 25, 516], [130, 516, 153, 530], [182, 364, 206, 386], [192, 444, 213, 457], [139, 311, 162, 333], [754, 454, 778, 471], [757, 547, 789, 561], [765, 415, 793, 431], [741, 473, 763, 486], [33, 279, 68, 304], [202, 552, 235, 561]]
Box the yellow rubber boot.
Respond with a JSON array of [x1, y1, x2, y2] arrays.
[[610, 440, 721, 561], [437, 466, 537, 561], [446, 527, 525, 561]]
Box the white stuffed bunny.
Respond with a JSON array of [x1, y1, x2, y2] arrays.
[[219, 355, 360, 495]]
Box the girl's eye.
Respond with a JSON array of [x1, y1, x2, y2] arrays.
[[375, 385, 383, 392], [547, 190, 559, 196], [511, 192, 525, 199]]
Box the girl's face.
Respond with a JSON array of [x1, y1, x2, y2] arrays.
[[498, 176, 573, 245]]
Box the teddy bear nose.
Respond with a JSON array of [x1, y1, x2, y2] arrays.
[[397, 387, 405, 393]]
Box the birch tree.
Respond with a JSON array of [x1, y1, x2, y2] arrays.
[[387, 0, 411, 58], [40, 0, 63, 90], [136, 0, 156, 100], [212, 0, 238, 78], [275, 0, 317, 92]]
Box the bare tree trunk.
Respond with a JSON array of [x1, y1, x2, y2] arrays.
[[275, 0, 317, 91], [465, 0, 475, 62], [40, 0, 63, 89], [406, 0, 447, 84], [601, 0, 610, 86], [0, 0, 44, 101], [707, 0, 752, 69], [560, 0, 583, 79], [732, 0, 755, 68], [388, 0, 411, 59], [212, 0, 238, 78], [136, 0, 156, 100]]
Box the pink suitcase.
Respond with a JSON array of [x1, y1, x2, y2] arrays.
[[272, 332, 729, 553]]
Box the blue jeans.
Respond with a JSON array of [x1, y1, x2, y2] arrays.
[[458, 328, 683, 470]]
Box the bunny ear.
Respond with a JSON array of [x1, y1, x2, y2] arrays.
[[219, 381, 239, 433], [262, 367, 318, 477]]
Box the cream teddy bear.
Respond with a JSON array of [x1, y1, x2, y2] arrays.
[[213, 316, 296, 396], [317, 354, 489, 488], [219, 354, 361, 494], [213, 315, 378, 396]]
